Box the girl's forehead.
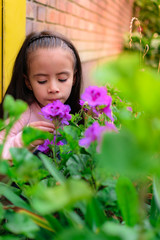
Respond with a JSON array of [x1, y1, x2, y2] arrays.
[[28, 47, 73, 57], [29, 47, 74, 62], [27, 47, 75, 73]]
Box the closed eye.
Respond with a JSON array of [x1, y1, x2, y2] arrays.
[[58, 79, 67, 82], [38, 80, 47, 84]]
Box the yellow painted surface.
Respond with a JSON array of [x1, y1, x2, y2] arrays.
[[3, 0, 26, 95], [0, 0, 2, 100]]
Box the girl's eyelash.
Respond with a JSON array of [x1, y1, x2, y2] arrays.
[[59, 79, 67, 82], [38, 81, 47, 84]]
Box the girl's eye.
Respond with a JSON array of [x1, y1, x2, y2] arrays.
[[38, 80, 47, 84], [59, 79, 67, 82]]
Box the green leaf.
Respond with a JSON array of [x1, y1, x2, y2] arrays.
[[63, 209, 84, 228], [99, 129, 154, 178], [0, 182, 31, 211], [0, 119, 5, 131], [97, 178, 117, 208], [45, 214, 63, 232], [153, 176, 160, 211], [3, 95, 27, 118], [39, 153, 66, 184], [22, 126, 53, 146], [0, 143, 3, 156], [66, 154, 91, 179], [0, 160, 10, 176], [55, 227, 106, 240], [59, 125, 81, 152], [116, 177, 139, 227], [0, 202, 5, 223], [150, 194, 160, 227], [85, 197, 106, 232], [0, 236, 21, 240], [5, 212, 39, 238], [94, 54, 160, 116], [17, 209, 55, 232], [31, 179, 92, 214], [10, 147, 39, 164], [101, 221, 138, 240], [150, 176, 160, 227], [10, 148, 44, 183]]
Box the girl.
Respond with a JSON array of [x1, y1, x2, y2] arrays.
[[0, 30, 83, 159]]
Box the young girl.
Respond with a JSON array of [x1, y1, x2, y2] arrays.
[[0, 30, 83, 159]]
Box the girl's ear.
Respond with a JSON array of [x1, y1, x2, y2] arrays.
[[24, 75, 32, 90]]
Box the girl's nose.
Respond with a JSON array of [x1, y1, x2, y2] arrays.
[[48, 82, 59, 93]]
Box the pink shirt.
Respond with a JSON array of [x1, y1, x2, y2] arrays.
[[0, 102, 51, 159]]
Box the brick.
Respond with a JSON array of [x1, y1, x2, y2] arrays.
[[75, 0, 90, 9], [59, 12, 66, 25], [66, 28, 79, 40], [66, 1, 73, 14], [46, 8, 59, 23], [33, 21, 46, 31], [25, 0, 134, 69], [37, 6, 46, 21], [26, 19, 33, 35], [56, 25, 67, 35], [45, 23, 58, 31], [78, 19, 86, 30], [26, 1, 36, 19], [34, 0, 48, 4], [65, 14, 75, 27], [56, 0, 66, 12], [72, 4, 80, 16], [48, 0, 56, 7]]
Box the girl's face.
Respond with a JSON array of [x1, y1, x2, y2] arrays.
[[26, 47, 75, 107]]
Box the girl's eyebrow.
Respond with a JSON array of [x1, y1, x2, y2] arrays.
[[56, 71, 70, 75], [33, 73, 48, 77], [33, 71, 70, 77]]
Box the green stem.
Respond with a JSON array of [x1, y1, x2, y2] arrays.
[[53, 121, 59, 166], [84, 112, 87, 129]]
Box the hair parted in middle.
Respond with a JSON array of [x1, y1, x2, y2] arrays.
[[1, 30, 83, 116]]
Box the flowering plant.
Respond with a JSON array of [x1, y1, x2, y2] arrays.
[[80, 86, 114, 121], [37, 138, 64, 154], [39, 100, 71, 160], [39, 86, 116, 157], [41, 100, 71, 127], [1, 55, 160, 240], [79, 121, 117, 151]]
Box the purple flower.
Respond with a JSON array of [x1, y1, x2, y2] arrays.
[[40, 100, 71, 125], [38, 137, 64, 153], [79, 100, 85, 106], [104, 122, 118, 132], [79, 121, 118, 149], [102, 104, 114, 121], [80, 86, 114, 122], [127, 106, 133, 112], [79, 122, 105, 148], [81, 86, 110, 107], [38, 139, 53, 154]]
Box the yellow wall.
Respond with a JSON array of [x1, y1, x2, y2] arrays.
[[2, 0, 26, 98], [0, 0, 2, 100]]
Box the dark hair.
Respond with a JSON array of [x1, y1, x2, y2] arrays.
[[0, 31, 83, 118]]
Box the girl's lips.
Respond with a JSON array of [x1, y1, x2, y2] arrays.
[[48, 99, 58, 102]]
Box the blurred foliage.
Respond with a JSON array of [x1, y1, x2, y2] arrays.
[[124, 0, 160, 70], [1, 54, 160, 239]]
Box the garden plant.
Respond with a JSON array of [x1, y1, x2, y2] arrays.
[[124, 0, 160, 71], [0, 53, 160, 240]]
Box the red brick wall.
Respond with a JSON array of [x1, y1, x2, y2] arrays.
[[26, 0, 134, 87]]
